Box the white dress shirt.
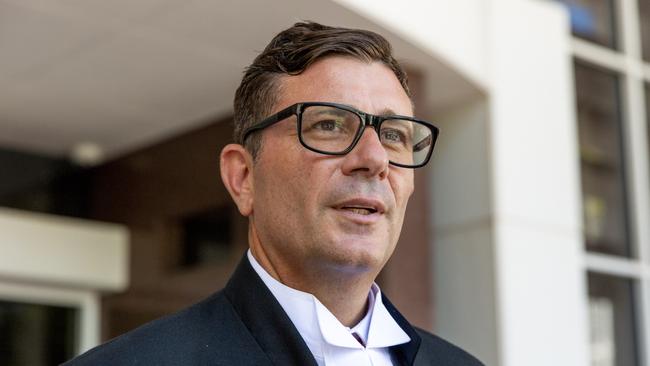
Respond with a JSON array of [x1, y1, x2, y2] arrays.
[[247, 250, 410, 366]]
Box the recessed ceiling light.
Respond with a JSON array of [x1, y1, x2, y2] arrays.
[[70, 142, 105, 167]]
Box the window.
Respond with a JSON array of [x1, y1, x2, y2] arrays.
[[0, 147, 90, 218], [558, 0, 650, 364], [181, 206, 235, 267], [558, 0, 618, 49], [0, 300, 78, 366], [588, 273, 640, 366], [638, 0, 650, 61], [574, 61, 631, 257]]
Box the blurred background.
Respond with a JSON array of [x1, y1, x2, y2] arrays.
[[0, 0, 647, 365]]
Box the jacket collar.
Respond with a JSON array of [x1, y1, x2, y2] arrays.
[[383, 294, 422, 366], [224, 255, 421, 366], [224, 254, 318, 366]]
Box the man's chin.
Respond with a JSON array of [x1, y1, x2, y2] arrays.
[[314, 243, 389, 276]]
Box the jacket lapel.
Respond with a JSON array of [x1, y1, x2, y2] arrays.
[[224, 256, 318, 366], [224, 255, 424, 366], [383, 295, 422, 366]]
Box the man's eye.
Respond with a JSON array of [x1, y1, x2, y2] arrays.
[[381, 129, 406, 143], [316, 120, 338, 130], [313, 119, 345, 132]]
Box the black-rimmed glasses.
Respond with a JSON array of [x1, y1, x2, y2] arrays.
[[242, 102, 439, 168]]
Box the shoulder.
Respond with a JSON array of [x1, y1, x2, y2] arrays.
[[414, 327, 485, 366], [63, 290, 268, 366]]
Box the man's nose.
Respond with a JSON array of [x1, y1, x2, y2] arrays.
[[340, 127, 390, 179]]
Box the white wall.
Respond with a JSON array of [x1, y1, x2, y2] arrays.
[[487, 1, 589, 365], [332, 0, 489, 90]]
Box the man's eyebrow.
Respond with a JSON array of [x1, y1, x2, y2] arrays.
[[315, 108, 348, 116], [377, 108, 399, 116]]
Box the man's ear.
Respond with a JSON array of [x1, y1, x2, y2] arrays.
[[220, 144, 254, 216]]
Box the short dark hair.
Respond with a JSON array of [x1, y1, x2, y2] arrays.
[[233, 21, 411, 158]]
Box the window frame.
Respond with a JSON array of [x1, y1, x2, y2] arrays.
[[563, 0, 650, 364]]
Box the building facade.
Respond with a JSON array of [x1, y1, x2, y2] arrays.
[[1, 0, 647, 365]]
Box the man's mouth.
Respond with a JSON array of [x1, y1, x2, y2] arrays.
[[340, 206, 378, 215], [333, 198, 386, 218]]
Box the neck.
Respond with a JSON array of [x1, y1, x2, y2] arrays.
[[303, 270, 373, 327], [249, 230, 376, 327]]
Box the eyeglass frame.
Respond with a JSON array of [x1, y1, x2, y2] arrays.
[[241, 101, 440, 168]]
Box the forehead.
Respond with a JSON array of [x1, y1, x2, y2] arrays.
[[275, 56, 413, 117]]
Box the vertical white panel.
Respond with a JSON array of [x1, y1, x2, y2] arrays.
[[431, 98, 499, 366], [620, 0, 650, 363], [78, 293, 101, 353], [488, 1, 590, 365]]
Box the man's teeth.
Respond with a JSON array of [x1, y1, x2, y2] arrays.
[[344, 207, 373, 215]]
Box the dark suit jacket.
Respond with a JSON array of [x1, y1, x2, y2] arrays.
[[64, 256, 483, 365]]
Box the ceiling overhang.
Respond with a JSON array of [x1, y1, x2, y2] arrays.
[[0, 0, 480, 162]]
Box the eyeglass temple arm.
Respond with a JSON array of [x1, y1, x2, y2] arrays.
[[241, 104, 300, 142], [413, 134, 433, 152]]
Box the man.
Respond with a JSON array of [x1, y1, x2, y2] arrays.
[[65, 22, 483, 365]]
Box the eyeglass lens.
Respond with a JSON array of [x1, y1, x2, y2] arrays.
[[299, 105, 433, 166]]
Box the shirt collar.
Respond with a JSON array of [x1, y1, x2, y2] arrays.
[[246, 250, 410, 356], [347, 284, 374, 344]]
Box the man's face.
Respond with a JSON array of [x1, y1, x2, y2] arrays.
[[250, 56, 414, 277]]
